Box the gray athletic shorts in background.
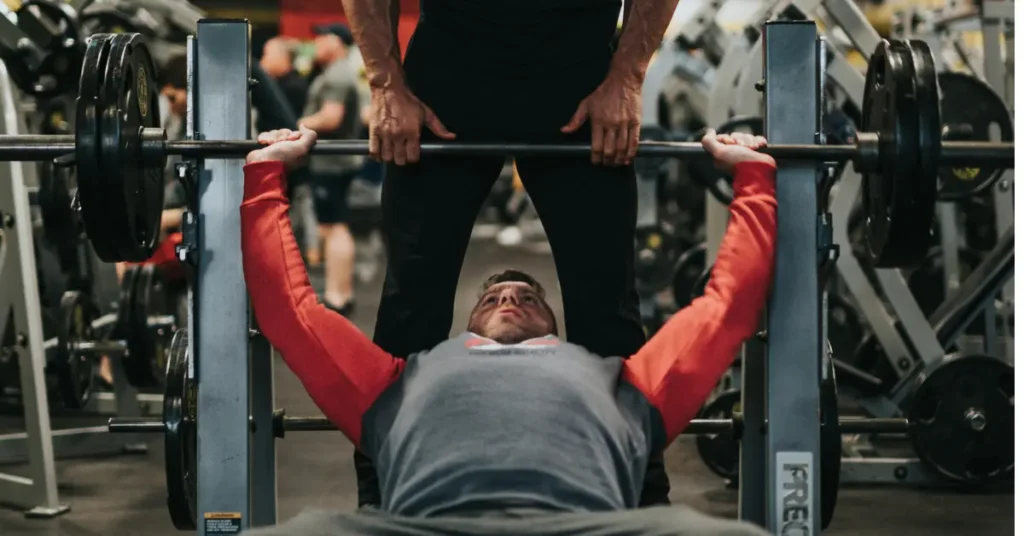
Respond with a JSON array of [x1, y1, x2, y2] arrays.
[[241, 505, 769, 536]]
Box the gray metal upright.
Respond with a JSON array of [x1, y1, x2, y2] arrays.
[[0, 61, 64, 518], [761, 21, 823, 535], [193, 20, 253, 535]]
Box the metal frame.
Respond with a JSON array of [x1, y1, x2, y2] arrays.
[[189, 20, 277, 535], [754, 21, 824, 534]]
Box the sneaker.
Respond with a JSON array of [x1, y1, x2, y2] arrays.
[[323, 298, 355, 318]]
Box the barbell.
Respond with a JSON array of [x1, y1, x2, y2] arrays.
[[108, 407, 912, 437], [0, 33, 1015, 267]]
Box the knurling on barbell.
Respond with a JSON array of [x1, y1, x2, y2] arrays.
[[0, 34, 1014, 265]]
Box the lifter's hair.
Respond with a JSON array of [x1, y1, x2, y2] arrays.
[[158, 54, 188, 90], [474, 270, 558, 335]]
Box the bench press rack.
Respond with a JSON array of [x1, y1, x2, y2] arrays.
[[152, 19, 845, 535]]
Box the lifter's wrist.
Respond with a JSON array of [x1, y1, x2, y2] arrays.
[[367, 63, 405, 90]]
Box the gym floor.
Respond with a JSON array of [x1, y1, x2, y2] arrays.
[[0, 238, 1013, 535]]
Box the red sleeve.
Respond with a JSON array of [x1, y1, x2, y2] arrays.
[[622, 161, 777, 445], [240, 161, 404, 446]]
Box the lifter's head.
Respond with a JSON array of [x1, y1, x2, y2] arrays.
[[467, 270, 558, 345]]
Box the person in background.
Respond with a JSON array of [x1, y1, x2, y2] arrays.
[[259, 36, 321, 266], [300, 23, 364, 316], [259, 37, 309, 122]]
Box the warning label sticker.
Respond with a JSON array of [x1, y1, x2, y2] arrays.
[[204, 512, 242, 534]]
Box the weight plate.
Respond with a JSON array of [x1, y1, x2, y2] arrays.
[[861, 40, 931, 268], [695, 389, 741, 480], [960, 197, 998, 252], [686, 117, 762, 205], [75, 34, 119, 262], [827, 295, 863, 364], [820, 356, 840, 530], [938, 73, 1014, 200], [124, 265, 174, 388], [636, 228, 678, 295], [672, 243, 707, 308], [165, 328, 197, 530], [52, 291, 97, 410], [0, 0, 84, 98], [99, 33, 163, 262], [906, 354, 1013, 483], [901, 40, 941, 256]]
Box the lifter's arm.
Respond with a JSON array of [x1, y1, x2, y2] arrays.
[[241, 160, 404, 445], [611, 0, 680, 82], [341, 0, 403, 90], [622, 160, 776, 446]]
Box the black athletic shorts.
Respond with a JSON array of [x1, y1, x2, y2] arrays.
[[311, 171, 357, 224]]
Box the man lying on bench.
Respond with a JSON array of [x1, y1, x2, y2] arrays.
[[239, 127, 776, 536]]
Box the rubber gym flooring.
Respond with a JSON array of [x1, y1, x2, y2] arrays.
[[0, 238, 1013, 535]]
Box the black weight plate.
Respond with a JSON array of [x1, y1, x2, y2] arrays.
[[938, 73, 1014, 199], [114, 264, 139, 340], [901, 40, 941, 256], [861, 40, 928, 268], [52, 291, 97, 410], [672, 243, 707, 308], [636, 229, 678, 295], [125, 265, 174, 388], [38, 160, 81, 247], [820, 356, 840, 530], [165, 328, 197, 530], [75, 34, 119, 262], [695, 389, 741, 480], [827, 295, 863, 364], [906, 354, 1013, 483], [1, 0, 84, 98], [36, 98, 80, 247], [686, 117, 762, 205], [960, 197, 997, 252], [99, 33, 163, 262]]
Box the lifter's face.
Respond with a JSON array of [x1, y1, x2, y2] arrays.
[[467, 282, 557, 345]]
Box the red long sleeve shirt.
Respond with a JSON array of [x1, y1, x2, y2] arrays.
[[240, 160, 776, 515]]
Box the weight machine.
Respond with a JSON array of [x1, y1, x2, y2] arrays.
[[0, 61, 156, 518]]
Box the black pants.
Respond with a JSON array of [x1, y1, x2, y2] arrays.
[[357, 126, 670, 506]]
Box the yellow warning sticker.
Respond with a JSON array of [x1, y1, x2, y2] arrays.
[[204, 512, 242, 534]]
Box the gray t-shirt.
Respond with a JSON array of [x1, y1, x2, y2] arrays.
[[303, 57, 363, 175]]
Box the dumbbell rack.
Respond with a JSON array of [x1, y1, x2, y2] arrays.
[[0, 62, 156, 517]]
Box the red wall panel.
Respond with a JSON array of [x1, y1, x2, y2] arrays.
[[279, 0, 420, 56]]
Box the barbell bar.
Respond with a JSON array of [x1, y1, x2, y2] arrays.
[[0, 131, 1013, 167], [108, 413, 910, 437]]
